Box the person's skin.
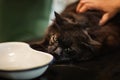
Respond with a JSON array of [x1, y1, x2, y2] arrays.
[[76, 0, 120, 26]]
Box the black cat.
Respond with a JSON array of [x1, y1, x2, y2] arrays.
[[29, 1, 120, 80], [30, 1, 120, 63]]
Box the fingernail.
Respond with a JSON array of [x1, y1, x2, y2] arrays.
[[99, 21, 104, 26]]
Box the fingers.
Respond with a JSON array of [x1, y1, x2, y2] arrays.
[[76, 0, 118, 26], [99, 12, 116, 26], [79, 5, 88, 13], [76, 1, 84, 12], [76, 0, 94, 13], [76, 4, 90, 13]]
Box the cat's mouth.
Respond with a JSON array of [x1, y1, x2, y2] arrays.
[[47, 40, 98, 62], [48, 44, 76, 62]]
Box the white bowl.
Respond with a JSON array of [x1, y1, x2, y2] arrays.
[[0, 42, 53, 80]]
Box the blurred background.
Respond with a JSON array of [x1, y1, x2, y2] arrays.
[[0, 0, 77, 42]]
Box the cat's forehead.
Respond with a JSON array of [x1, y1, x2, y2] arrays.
[[54, 12, 91, 33], [63, 12, 89, 22]]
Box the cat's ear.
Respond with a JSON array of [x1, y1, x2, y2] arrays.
[[54, 12, 66, 25], [54, 12, 63, 25]]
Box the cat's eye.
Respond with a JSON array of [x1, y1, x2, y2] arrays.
[[49, 34, 58, 45]]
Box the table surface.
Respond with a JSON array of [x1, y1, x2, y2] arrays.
[[34, 51, 120, 80], [34, 64, 96, 80]]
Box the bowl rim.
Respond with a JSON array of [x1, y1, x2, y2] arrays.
[[0, 41, 54, 72], [0, 57, 54, 72], [0, 42, 29, 46]]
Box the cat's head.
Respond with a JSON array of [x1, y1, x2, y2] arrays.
[[47, 12, 101, 62]]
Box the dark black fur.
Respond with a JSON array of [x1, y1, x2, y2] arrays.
[[29, 1, 120, 80], [30, 1, 120, 62]]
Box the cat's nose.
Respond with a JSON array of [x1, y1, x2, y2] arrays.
[[53, 47, 62, 55], [48, 45, 63, 55], [47, 43, 58, 52], [48, 45, 56, 53]]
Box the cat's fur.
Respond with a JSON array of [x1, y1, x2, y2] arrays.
[[30, 1, 120, 63], [29, 1, 120, 80]]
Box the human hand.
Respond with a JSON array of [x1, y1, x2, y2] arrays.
[[76, 0, 120, 26]]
